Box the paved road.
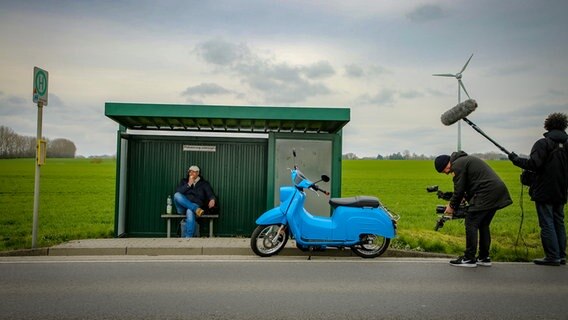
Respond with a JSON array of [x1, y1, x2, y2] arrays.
[[1, 256, 567, 319]]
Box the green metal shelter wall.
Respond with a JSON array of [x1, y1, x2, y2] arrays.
[[124, 135, 267, 237]]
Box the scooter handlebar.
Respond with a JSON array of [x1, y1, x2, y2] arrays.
[[311, 184, 330, 196]]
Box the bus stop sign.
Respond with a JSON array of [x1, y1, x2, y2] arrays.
[[33, 67, 48, 106]]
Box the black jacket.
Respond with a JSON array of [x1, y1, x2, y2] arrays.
[[449, 151, 512, 212], [512, 130, 568, 204], [175, 177, 216, 208]]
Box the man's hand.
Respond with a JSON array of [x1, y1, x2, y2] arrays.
[[444, 204, 454, 219], [208, 199, 216, 208], [508, 152, 520, 164]]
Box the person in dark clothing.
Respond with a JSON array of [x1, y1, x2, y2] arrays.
[[508, 112, 568, 266], [434, 151, 513, 267], [174, 165, 217, 238]]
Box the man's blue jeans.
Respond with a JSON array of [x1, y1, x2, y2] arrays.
[[535, 202, 566, 261], [174, 192, 200, 238]]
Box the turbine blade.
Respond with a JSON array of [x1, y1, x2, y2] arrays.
[[459, 53, 474, 74], [459, 80, 471, 99], [432, 73, 456, 77]]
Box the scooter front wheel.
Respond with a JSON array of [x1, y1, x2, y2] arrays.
[[351, 234, 390, 258], [250, 224, 289, 257]]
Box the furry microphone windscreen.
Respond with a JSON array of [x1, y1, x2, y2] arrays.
[[440, 99, 478, 126]]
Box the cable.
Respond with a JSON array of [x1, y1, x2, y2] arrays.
[[513, 183, 529, 261]]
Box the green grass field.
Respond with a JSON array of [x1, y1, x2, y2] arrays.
[[0, 158, 115, 251], [341, 160, 543, 261], [0, 158, 548, 261]]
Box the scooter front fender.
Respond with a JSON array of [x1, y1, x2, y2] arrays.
[[255, 207, 287, 225]]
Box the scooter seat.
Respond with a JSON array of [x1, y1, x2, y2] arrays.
[[329, 196, 380, 209]]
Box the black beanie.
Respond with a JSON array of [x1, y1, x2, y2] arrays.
[[434, 155, 450, 173]]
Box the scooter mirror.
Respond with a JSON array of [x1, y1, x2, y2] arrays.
[[321, 175, 330, 182]]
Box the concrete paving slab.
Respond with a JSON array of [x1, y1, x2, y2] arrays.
[[0, 237, 453, 259]]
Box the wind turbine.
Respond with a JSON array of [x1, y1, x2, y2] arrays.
[[433, 53, 473, 151]]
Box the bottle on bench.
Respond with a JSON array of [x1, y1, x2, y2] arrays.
[[166, 195, 172, 214]]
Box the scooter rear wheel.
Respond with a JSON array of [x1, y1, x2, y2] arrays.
[[351, 234, 390, 258], [250, 224, 289, 257]]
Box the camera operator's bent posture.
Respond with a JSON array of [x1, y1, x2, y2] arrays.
[[434, 152, 512, 267], [508, 112, 568, 266]]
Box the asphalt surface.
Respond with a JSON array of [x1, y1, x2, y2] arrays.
[[0, 237, 453, 258], [2, 255, 567, 319]]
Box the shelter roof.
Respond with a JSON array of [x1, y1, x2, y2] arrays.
[[105, 102, 350, 134]]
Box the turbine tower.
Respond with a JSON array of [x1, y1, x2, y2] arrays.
[[433, 53, 473, 151]]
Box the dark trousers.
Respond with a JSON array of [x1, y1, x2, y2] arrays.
[[464, 209, 497, 260], [535, 202, 566, 261]]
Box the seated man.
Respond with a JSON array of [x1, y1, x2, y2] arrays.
[[173, 165, 216, 238]]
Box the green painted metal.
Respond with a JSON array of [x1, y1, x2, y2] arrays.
[[105, 102, 349, 237], [105, 103, 349, 133], [123, 135, 267, 237]]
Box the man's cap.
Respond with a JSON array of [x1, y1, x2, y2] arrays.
[[188, 165, 200, 172], [434, 155, 450, 173]]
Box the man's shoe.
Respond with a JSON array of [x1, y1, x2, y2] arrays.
[[533, 258, 560, 266], [195, 208, 204, 217], [450, 256, 477, 268], [561, 258, 566, 265], [476, 257, 492, 267]]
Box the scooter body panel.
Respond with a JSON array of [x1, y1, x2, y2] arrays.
[[296, 209, 333, 241], [255, 186, 297, 225], [255, 207, 287, 225], [331, 206, 396, 240], [253, 164, 397, 251]]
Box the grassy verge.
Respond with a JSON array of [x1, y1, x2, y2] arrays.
[[341, 160, 542, 261], [0, 158, 547, 261], [0, 158, 115, 251]]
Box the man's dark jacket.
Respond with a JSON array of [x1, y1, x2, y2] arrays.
[[512, 129, 568, 204], [449, 151, 512, 212], [176, 177, 216, 208]]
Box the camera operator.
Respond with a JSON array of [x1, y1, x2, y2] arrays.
[[434, 152, 512, 267], [508, 112, 568, 266]]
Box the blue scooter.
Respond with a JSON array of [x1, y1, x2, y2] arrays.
[[251, 150, 399, 258]]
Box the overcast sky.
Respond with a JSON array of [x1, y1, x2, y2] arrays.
[[1, 0, 567, 157]]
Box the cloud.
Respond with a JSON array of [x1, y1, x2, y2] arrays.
[[301, 60, 335, 79], [194, 40, 252, 67], [344, 64, 390, 78], [547, 89, 567, 97], [344, 64, 364, 78], [1, 1, 567, 157], [400, 90, 424, 99], [406, 4, 447, 23], [180, 82, 244, 104], [357, 89, 397, 106], [182, 83, 233, 97], [193, 39, 333, 104], [483, 63, 533, 77], [0, 93, 30, 116]]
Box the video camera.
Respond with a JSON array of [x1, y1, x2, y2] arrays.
[[426, 185, 467, 231]]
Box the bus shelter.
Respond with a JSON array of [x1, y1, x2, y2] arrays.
[[105, 102, 350, 237]]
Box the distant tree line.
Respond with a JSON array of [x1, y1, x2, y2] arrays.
[[343, 150, 510, 161], [0, 125, 76, 158]]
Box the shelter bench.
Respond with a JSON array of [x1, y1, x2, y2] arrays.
[[161, 214, 219, 238]]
